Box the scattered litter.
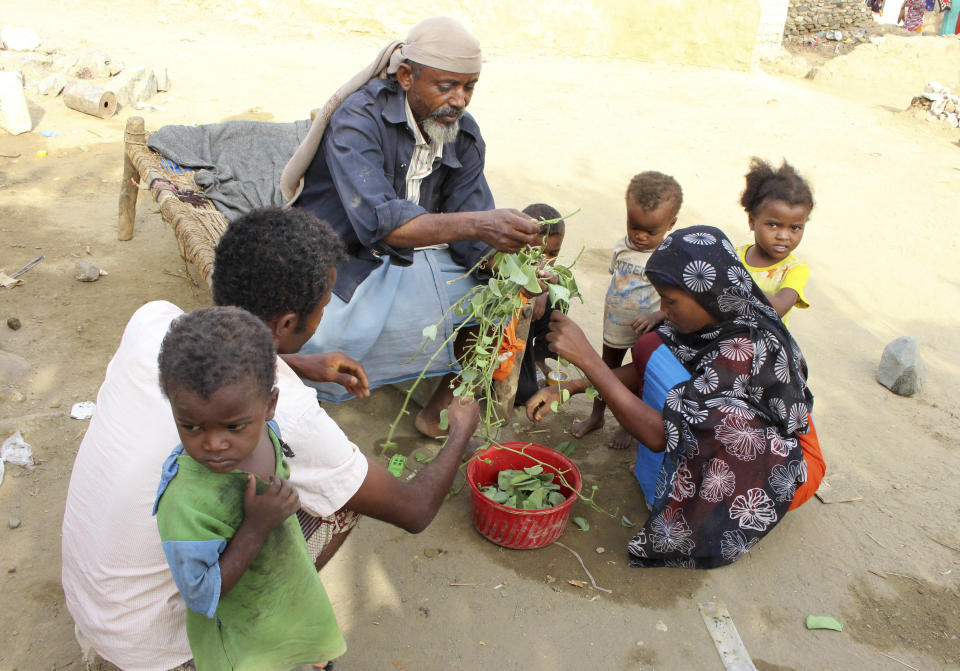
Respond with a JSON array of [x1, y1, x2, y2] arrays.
[[70, 402, 96, 420], [447, 583, 475, 587], [868, 569, 887, 579], [387, 453, 405, 477], [815, 473, 862, 504], [422, 547, 445, 558], [698, 602, 756, 669], [571, 516, 590, 531], [0, 271, 23, 289], [12, 255, 44, 279], [656, 620, 668, 632], [40, 129, 60, 137], [36, 151, 47, 158], [568, 579, 588, 588], [492, 583, 504, 590], [544, 574, 556, 583], [1, 431, 35, 472], [620, 515, 635, 527], [552, 541, 612, 594], [0, 152, 21, 158], [595, 546, 605, 554], [8, 517, 21, 529], [865, 532, 886, 549], [805, 615, 843, 632]]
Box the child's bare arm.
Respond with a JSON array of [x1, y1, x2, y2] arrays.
[[765, 288, 800, 317], [631, 311, 665, 335], [219, 475, 299, 598]]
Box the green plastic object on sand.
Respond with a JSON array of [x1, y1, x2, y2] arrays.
[[806, 615, 843, 631], [387, 454, 406, 478]]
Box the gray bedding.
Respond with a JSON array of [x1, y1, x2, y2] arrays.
[[147, 119, 312, 221]]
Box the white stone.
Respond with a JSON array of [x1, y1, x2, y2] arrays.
[[152, 65, 170, 91], [0, 26, 41, 52], [37, 73, 67, 96], [53, 54, 77, 72], [924, 81, 945, 95], [75, 48, 111, 78], [111, 65, 156, 106], [0, 71, 32, 135]]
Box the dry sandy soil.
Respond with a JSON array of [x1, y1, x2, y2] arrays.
[[1, 2, 959, 670]]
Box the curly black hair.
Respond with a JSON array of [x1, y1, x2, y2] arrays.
[[523, 203, 565, 237], [626, 171, 683, 213], [212, 207, 346, 325], [158, 306, 276, 400], [740, 158, 814, 216]]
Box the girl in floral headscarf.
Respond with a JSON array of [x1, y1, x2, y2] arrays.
[[526, 225, 824, 568]]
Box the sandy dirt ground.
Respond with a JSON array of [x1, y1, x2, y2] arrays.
[[1, 2, 959, 670]]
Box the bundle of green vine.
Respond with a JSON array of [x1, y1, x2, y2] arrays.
[[381, 212, 583, 450]]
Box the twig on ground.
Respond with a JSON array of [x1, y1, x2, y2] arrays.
[[926, 534, 960, 553], [865, 532, 887, 549], [448, 583, 476, 587], [553, 541, 612, 594], [880, 652, 919, 670], [867, 569, 887, 579]]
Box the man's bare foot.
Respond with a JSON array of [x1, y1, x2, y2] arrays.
[[414, 409, 447, 439], [609, 426, 635, 450], [571, 412, 604, 438]]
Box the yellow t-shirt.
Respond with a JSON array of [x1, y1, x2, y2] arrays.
[[737, 244, 809, 328]]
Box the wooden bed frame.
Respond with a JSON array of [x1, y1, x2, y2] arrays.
[[116, 115, 532, 415], [117, 116, 228, 284]]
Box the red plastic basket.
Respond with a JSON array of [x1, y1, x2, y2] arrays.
[[466, 442, 582, 550]]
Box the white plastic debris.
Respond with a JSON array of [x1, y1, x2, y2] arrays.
[[70, 401, 96, 420], [1, 430, 35, 471]]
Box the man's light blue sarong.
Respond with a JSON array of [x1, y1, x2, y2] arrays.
[[301, 248, 477, 402]]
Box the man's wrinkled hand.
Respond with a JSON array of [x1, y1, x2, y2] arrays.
[[475, 209, 540, 253]]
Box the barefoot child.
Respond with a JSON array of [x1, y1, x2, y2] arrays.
[[153, 307, 345, 670], [571, 172, 682, 447], [737, 158, 814, 328], [516, 203, 567, 405]]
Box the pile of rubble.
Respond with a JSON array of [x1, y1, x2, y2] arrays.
[[910, 82, 960, 128], [0, 25, 170, 135]]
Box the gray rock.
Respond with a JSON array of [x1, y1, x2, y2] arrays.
[[0, 26, 41, 52], [132, 69, 157, 104], [877, 336, 927, 397], [8, 517, 21, 530], [37, 73, 67, 96], [0, 71, 32, 135], [75, 259, 101, 282], [0, 349, 31, 379]]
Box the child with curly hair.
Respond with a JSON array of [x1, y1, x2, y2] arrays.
[[154, 306, 345, 670], [737, 158, 814, 328]]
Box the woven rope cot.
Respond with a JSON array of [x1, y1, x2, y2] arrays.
[[117, 116, 228, 283]]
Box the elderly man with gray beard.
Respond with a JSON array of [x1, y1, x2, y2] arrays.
[[282, 16, 539, 437]]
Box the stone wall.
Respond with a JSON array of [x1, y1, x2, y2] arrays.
[[784, 0, 876, 36]]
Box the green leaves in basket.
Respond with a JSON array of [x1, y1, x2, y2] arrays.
[[571, 516, 590, 531], [482, 466, 566, 511]]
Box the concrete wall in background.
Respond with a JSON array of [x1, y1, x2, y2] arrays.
[[279, 0, 781, 70]]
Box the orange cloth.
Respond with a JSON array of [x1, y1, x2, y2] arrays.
[[491, 297, 527, 381], [788, 414, 825, 510]]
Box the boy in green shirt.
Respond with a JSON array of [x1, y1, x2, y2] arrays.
[[154, 306, 345, 670]]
